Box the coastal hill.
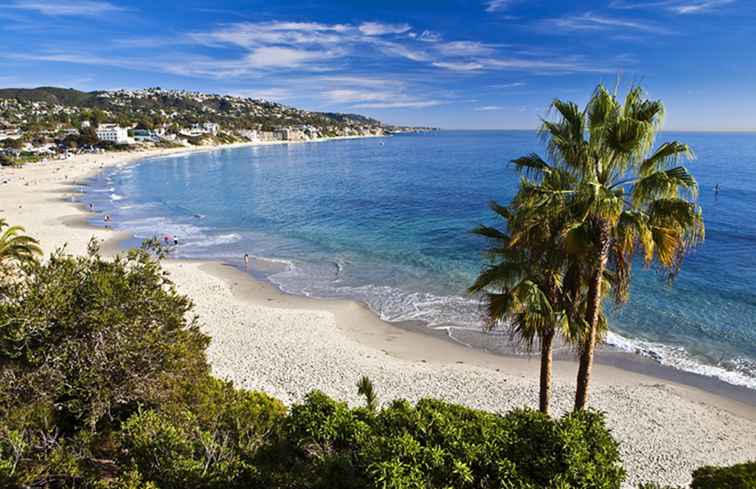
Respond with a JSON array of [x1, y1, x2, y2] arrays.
[[0, 86, 432, 146]]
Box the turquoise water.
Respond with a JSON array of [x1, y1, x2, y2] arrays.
[[87, 131, 756, 389]]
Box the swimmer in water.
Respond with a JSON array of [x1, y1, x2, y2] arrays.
[[714, 184, 720, 195]]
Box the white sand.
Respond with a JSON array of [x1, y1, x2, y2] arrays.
[[1, 147, 754, 488]]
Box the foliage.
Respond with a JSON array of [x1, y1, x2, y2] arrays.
[[690, 461, 756, 489], [0, 237, 628, 488], [636, 461, 756, 489], [470, 197, 578, 414], [276, 392, 626, 489], [502, 84, 704, 410], [0, 218, 42, 275], [357, 376, 379, 413]]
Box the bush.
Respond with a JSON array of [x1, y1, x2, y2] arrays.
[[691, 461, 756, 489], [0, 241, 209, 433], [0, 237, 627, 488], [0, 240, 209, 486], [279, 392, 625, 489]]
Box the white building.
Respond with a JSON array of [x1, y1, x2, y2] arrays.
[[239, 130, 259, 142], [96, 124, 129, 144], [191, 122, 219, 136]]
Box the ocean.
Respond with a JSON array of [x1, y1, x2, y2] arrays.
[[85, 131, 756, 390]]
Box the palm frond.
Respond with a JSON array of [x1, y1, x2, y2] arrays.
[[632, 166, 698, 207], [511, 153, 552, 178], [639, 142, 694, 177]]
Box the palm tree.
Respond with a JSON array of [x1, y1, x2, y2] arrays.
[[513, 84, 704, 410], [470, 200, 572, 414], [0, 218, 42, 270]]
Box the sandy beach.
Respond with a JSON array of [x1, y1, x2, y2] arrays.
[[1, 145, 755, 488]]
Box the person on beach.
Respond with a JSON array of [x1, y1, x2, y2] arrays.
[[104, 215, 111, 229], [244, 253, 250, 267], [89, 203, 94, 211]]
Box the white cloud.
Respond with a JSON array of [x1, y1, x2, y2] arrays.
[[190, 21, 350, 48], [547, 13, 671, 34], [245, 46, 340, 69], [436, 41, 496, 56], [351, 100, 444, 109], [673, 0, 735, 13], [610, 0, 735, 14], [316, 76, 405, 88], [372, 40, 430, 62], [358, 22, 412, 36], [475, 105, 505, 111], [483, 57, 610, 73], [320, 78, 445, 110], [418, 30, 442, 42], [491, 82, 526, 88], [3, 1, 125, 16], [485, 0, 517, 12], [433, 61, 485, 71]]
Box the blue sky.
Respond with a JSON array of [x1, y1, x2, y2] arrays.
[[1, 0, 754, 130]]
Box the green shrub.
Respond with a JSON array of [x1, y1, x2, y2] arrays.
[[120, 409, 257, 488], [0, 241, 209, 433], [0, 240, 209, 486], [280, 392, 625, 489], [691, 461, 756, 489], [0, 237, 629, 488]]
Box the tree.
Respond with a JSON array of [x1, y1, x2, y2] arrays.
[[2, 138, 23, 150], [470, 201, 574, 414], [513, 85, 704, 410], [78, 126, 99, 146], [0, 219, 42, 273]]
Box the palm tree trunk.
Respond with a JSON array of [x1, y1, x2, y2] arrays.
[[539, 329, 555, 414], [574, 219, 610, 411]]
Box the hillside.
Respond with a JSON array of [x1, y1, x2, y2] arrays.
[[0, 86, 420, 137]]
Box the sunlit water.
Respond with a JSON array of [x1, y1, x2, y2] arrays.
[[86, 131, 756, 389]]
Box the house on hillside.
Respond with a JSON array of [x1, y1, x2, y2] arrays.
[[180, 122, 220, 138], [132, 129, 160, 143], [96, 124, 130, 144]]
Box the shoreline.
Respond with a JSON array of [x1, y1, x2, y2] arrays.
[[80, 143, 756, 408], [196, 260, 756, 417], [2, 142, 755, 487]]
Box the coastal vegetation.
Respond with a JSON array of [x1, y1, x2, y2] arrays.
[[0, 219, 41, 272], [0, 227, 750, 487], [472, 84, 704, 411], [0, 239, 626, 487]]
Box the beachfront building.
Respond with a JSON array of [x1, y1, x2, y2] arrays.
[[96, 124, 129, 144], [180, 122, 220, 138], [132, 129, 160, 143], [239, 130, 260, 142], [191, 122, 219, 136]]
